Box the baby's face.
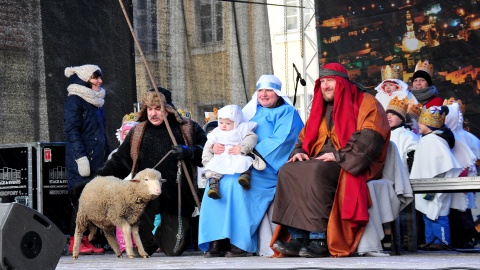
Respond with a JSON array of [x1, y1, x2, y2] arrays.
[[218, 118, 235, 131], [382, 81, 399, 95]]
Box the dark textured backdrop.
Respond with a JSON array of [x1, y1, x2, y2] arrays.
[[0, 0, 136, 148]]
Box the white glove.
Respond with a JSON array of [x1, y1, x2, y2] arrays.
[[76, 156, 91, 177]]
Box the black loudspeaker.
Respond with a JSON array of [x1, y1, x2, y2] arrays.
[[0, 203, 66, 270]]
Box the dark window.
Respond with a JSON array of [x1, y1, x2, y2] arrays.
[[199, 0, 223, 44]]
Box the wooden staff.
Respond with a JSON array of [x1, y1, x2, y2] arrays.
[[117, 0, 201, 210]]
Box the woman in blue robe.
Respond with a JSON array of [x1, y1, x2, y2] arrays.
[[198, 75, 304, 256]]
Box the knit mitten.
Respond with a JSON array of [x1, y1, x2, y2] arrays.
[[76, 156, 91, 177]]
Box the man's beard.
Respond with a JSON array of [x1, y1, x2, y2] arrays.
[[322, 90, 334, 102]]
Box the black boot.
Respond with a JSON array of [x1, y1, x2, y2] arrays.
[[238, 171, 251, 190], [272, 238, 306, 256], [204, 240, 224, 258], [299, 239, 329, 258], [207, 178, 221, 199], [225, 244, 248, 257]]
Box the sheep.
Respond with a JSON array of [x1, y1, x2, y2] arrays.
[[72, 168, 165, 259]]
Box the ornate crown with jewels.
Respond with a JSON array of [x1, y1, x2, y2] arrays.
[[414, 60, 434, 77], [419, 106, 446, 128], [381, 65, 402, 81], [443, 97, 466, 114], [122, 112, 138, 125], [407, 100, 422, 121], [386, 96, 409, 119]]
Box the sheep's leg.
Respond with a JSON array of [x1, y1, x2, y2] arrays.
[[104, 228, 122, 258], [131, 224, 149, 258], [120, 222, 137, 258], [87, 224, 97, 241], [73, 222, 87, 259]]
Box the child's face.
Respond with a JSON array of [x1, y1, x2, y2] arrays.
[[382, 81, 398, 95], [218, 118, 235, 131], [418, 123, 432, 135], [387, 113, 403, 128]]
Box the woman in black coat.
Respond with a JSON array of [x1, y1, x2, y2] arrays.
[[63, 64, 110, 255]]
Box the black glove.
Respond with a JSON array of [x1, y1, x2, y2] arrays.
[[171, 145, 195, 160]]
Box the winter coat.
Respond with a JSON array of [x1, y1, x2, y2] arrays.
[[64, 94, 110, 191]]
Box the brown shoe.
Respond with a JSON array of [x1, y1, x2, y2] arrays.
[[225, 244, 247, 257], [207, 178, 221, 199], [204, 240, 224, 258], [238, 171, 251, 190]]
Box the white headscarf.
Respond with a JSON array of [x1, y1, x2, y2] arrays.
[[374, 79, 417, 109], [242, 75, 293, 121]]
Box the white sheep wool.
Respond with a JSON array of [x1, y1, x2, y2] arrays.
[[65, 64, 101, 82]]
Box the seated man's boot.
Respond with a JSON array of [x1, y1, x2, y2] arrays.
[[272, 238, 306, 256], [207, 178, 221, 199], [204, 240, 224, 258], [299, 239, 329, 258], [225, 244, 248, 257], [237, 171, 251, 190]]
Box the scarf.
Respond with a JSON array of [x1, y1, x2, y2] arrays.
[[67, 84, 105, 107], [411, 85, 439, 104], [302, 63, 368, 226]]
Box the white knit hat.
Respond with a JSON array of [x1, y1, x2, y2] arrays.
[[64, 64, 101, 82]]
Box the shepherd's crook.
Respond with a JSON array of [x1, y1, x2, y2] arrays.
[[117, 0, 201, 210]]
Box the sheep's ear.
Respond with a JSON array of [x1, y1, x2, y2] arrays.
[[160, 178, 167, 183], [130, 179, 140, 183]]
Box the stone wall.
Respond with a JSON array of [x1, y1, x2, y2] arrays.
[[0, 0, 136, 149]]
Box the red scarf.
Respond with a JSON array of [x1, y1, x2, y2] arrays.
[[302, 63, 369, 227]]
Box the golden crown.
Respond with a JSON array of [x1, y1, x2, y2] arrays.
[[414, 60, 434, 77], [381, 65, 402, 81], [443, 97, 466, 114], [122, 112, 138, 125], [386, 96, 409, 119], [406, 100, 422, 121], [419, 106, 446, 129]]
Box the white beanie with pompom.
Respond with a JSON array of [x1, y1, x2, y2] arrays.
[[64, 64, 101, 82]]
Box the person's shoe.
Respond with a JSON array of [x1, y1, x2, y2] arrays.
[[225, 244, 247, 257], [82, 236, 105, 254], [299, 240, 329, 258], [272, 238, 305, 256], [238, 171, 251, 190], [207, 178, 221, 199], [67, 236, 93, 255], [252, 154, 266, 170], [204, 241, 224, 258]]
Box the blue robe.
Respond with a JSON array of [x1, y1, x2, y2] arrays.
[[198, 104, 304, 253]]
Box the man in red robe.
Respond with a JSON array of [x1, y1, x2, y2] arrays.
[[271, 63, 390, 257]]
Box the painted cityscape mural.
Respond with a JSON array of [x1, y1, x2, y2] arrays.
[[317, 0, 480, 138]]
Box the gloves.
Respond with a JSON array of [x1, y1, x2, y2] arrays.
[[76, 156, 91, 177], [423, 193, 436, 201], [171, 145, 195, 160]]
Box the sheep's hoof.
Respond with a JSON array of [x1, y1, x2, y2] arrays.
[[128, 255, 135, 259], [72, 255, 78, 260]]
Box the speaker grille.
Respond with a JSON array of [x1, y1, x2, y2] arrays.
[[20, 231, 42, 259]]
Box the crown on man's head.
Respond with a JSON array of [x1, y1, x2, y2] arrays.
[[381, 65, 402, 81], [443, 97, 466, 114], [407, 100, 422, 121], [419, 106, 447, 129], [415, 60, 433, 77], [386, 96, 409, 119], [122, 112, 138, 125]]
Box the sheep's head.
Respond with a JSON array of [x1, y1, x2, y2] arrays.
[[131, 168, 163, 197]]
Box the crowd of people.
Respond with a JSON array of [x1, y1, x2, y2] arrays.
[[63, 61, 480, 259]]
